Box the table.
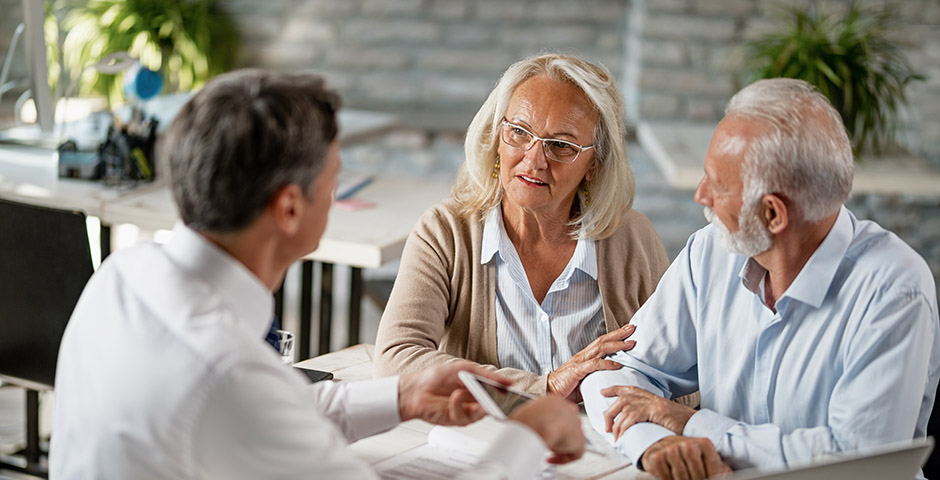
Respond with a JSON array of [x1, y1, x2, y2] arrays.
[[296, 345, 651, 479], [104, 175, 452, 358]]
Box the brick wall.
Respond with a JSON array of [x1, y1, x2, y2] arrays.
[[222, 0, 629, 126], [628, 0, 940, 163]]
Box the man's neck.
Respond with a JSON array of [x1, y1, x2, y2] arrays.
[[754, 210, 840, 307], [199, 221, 292, 292]]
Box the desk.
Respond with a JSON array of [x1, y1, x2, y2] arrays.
[[296, 345, 652, 479]]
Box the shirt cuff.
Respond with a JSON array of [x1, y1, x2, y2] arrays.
[[682, 408, 737, 447], [344, 376, 401, 438], [479, 421, 547, 479], [619, 422, 674, 469]]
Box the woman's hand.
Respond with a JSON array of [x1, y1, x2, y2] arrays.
[[547, 323, 636, 401]]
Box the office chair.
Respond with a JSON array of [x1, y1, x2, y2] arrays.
[[0, 198, 94, 478]]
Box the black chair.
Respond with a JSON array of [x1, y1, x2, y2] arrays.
[[0, 198, 94, 478]]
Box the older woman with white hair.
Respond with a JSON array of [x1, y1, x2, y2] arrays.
[[374, 54, 669, 398]]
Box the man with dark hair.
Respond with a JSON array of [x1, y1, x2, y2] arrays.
[[50, 70, 585, 479], [581, 78, 940, 480]]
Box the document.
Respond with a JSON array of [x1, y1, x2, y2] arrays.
[[372, 425, 489, 479], [372, 416, 633, 480]]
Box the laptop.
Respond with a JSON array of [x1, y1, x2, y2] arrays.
[[730, 438, 934, 480]]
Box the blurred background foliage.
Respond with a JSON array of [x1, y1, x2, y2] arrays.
[[743, 2, 923, 154]]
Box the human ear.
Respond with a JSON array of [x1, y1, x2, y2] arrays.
[[270, 184, 304, 235], [762, 194, 788, 234]]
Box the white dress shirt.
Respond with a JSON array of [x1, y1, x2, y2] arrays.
[[51, 224, 547, 479], [483, 207, 605, 375], [582, 207, 940, 475]]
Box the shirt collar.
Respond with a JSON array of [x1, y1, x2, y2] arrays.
[[480, 206, 597, 280], [782, 206, 853, 308], [481, 207, 502, 265], [738, 206, 853, 309], [164, 223, 274, 339]]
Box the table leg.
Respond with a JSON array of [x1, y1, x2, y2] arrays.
[[25, 390, 39, 468], [299, 261, 313, 360], [274, 280, 284, 325], [348, 267, 362, 347], [319, 262, 333, 355], [100, 224, 112, 260]]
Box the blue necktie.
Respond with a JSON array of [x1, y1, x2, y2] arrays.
[[264, 315, 280, 351]]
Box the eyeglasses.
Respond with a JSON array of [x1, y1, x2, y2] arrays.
[[499, 120, 594, 164]]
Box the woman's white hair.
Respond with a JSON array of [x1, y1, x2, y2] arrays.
[[725, 78, 854, 223], [451, 53, 634, 240]]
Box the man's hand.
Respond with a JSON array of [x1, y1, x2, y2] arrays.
[[548, 323, 637, 401], [509, 395, 586, 464], [398, 361, 512, 426], [602, 385, 695, 439], [640, 436, 732, 480]]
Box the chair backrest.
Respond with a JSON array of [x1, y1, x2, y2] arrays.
[[0, 198, 94, 388]]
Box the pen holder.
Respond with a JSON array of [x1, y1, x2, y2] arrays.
[[98, 115, 159, 186]]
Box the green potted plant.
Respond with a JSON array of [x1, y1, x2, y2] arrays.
[[59, 0, 239, 106], [743, 2, 923, 154]]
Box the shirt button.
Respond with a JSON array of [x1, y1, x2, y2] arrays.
[[540, 313, 549, 322]]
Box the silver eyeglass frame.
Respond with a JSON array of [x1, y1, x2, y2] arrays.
[[499, 119, 594, 164]]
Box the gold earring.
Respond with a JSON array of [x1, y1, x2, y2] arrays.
[[492, 156, 500, 179], [582, 187, 591, 206]]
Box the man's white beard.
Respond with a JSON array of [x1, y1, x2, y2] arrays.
[[704, 204, 772, 257]]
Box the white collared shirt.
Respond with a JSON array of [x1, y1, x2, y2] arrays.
[[482, 207, 605, 375], [50, 224, 547, 479]]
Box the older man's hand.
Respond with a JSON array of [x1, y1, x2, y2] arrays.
[[641, 436, 732, 480], [601, 385, 696, 440], [547, 323, 637, 401]]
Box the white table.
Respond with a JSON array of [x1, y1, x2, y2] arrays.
[[296, 345, 651, 479]]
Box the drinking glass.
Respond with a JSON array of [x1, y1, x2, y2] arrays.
[[277, 329, 294, 365]]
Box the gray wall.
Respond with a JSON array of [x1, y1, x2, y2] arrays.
[[627, 0, 940, 164], [225, 0, 628, 127]]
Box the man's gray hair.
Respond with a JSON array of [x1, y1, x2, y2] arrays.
[[725, 78, 854, 222], [162, 69, 340, 233]]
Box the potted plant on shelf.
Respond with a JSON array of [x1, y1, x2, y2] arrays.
[[743, 2, 923, 155], [59, 0, 240, 106]]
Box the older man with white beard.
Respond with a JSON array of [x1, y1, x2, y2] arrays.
[[580, 78, 940, 480]]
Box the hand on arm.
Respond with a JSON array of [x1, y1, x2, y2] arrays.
[[509, 395, 586, 465], [398, 361, 512, 426], [602, 385, 696, 440], [641, 436, 732, 480], [548, 324, 637, 401]]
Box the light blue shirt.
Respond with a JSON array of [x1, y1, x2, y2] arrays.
[[582, 206, 940, 473], [482, 207, 605, 375]]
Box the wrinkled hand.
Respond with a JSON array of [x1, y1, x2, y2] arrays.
[[641, 436, 732, 480], [510, 395, 585, 464], [602, 385, 695, 439], [399, 361, 512, 426], [548, 324, 637, 401]]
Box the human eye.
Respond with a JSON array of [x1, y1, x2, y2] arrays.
[[547, 140, 578, 156]]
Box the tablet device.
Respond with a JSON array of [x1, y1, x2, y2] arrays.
[[458, 370, 534, 420], [458, 371, 605, 455], [294, 366, 334, 383]]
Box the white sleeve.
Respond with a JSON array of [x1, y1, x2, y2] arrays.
[[194, 363, 399, 479]]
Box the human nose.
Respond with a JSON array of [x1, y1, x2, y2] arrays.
[[522, 139, 550, 169], [694, 176, 710, 207]]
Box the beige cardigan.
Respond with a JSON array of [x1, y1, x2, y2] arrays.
[[374, 201, 670, 394]]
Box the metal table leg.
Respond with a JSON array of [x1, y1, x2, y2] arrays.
[[319, 262, 333, 355], [299, 260, 313, 360], [348, 267, 362, 347]]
